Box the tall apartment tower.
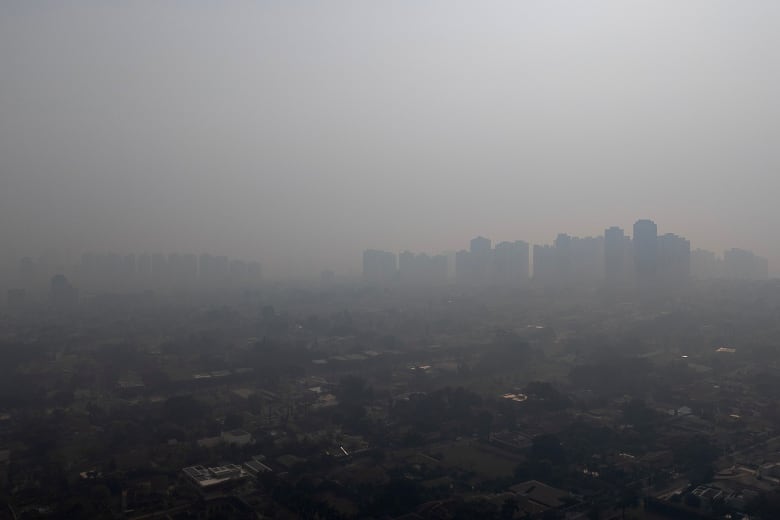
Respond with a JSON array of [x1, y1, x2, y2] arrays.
[[633, 219, 658, 287], [470, 236, 492, 254], [657, 233, 691, 287], [362, 249, 397, 284], [469, 236, 492, 284], [604, 226, 626, 285], [493, 241, 530, 286], [553, 233, 572, 283], [532, 244, 556, 284], [724, 248, 769, 280]]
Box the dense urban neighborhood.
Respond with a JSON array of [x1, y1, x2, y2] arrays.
[[3, 268, 780, 519]]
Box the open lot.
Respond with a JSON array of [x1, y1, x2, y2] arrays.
[[432, 440, 519, 480]]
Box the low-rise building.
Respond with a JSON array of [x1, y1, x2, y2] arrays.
[[244, 455, 273, 477], [182, 464, 248, 490], [221, 429, 252, 446]]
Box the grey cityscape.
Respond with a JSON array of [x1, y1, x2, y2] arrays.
[[2, 2, 780, 520]]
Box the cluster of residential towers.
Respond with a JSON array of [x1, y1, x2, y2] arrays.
[[363, 220, 769, 287]]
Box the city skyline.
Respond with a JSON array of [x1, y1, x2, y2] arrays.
[[364, 219, 769, 285], [3, 2, 780, 279], [3, 3, 780, 517], [2, 216, 774, 286]]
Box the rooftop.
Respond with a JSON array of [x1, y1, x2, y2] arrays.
[[182, 464, 247, 488], [509, 480, 570, 510]]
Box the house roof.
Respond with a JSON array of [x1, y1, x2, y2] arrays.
[[509, 480, 569, 509]]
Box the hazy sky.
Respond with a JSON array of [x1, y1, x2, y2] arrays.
[[1, 1, 779, 277]]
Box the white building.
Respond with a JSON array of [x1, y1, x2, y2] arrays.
[[182, 464, 247, 489]]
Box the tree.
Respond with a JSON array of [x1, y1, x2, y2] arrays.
[[524, 381, 560, 401], [163, 395, 205, 427], [475, 410, 494, 438], [531, 434, 567, 466], [336, 375, 372, 405], [621, 398, 657, 433], [368, 478, 422, 516], [224, 412, 244, 430], [671, 435, 718, 484], [618, 484, 639, 519]]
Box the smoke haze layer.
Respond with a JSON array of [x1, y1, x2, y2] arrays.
[[2, 1, 779, 277]]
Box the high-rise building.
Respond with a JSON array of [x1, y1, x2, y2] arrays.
[[137, 253, 151, 278], [470, 236, 492, 283], [213, 256, 230, 280], [151, 253, 168, 280], [493, 241, 530, 286], [50, 274, 78, 308], [199, 254, 215, 281], [633, 219, 658, 287], [105, 253, 121, 280], [399, 251, 448, 285], [362, 249, 397, 283], [181, 254, 198, 282], [80, 253, 96, 283], [399, 251, 416, 283], [168, 253, 184, 284], [533, 234, 603, 287], [604, 227, 626, 285], [230, 259, 248, 283], [166, 253, 197, 285], [723, 249, 768, 280], [470, 236, 491, 254], [122, 254, 137, 280], [569, 236, 604, 284], [532, 244, 556, 284], [690, 249, 723, 279], [247, 261, 262, 282], [455, 250, 474, 284], [553, 233, 572, 283], [657, 233, 691, 286], [431, 254, 449, 284]]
